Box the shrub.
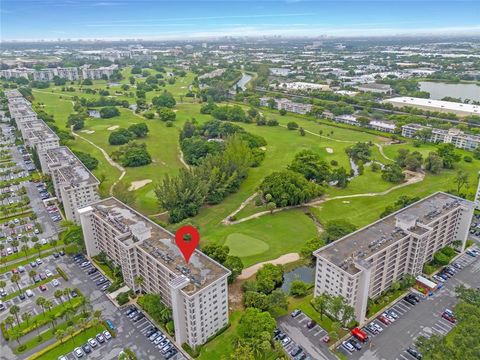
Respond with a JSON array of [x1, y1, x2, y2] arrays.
[[330, 160, 338, 166], [165, 121, 173, 127], [56, 266, 69, 281], [463, 156, 472, 163], [287, 121, 299, 130], [116, 292, 130, 305]]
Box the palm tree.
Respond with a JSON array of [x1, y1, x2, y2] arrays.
[[10, 273, 22, 292], [11, 239, 19, 250], [66, 326, 75, 344], [44, 299, 53, 312], [48, 313, 57, 330], [4, 316, 15, 335], [21, 245, 29, 259], [78, 317, 89, 331], [21, 312, 32, 327], [134, 275, 144, 292], [63, 307, 76, 322], [34, 242, 42, 256], [93, 310, 102, 321], [0, 280, 6, 293], [55, 328, 65, 344], [63, 287, 72, 302], [36, 296, 46, 315], [9, 305, 20, 326], [29, 270, 37, 282], [54, 289, 64, 304]]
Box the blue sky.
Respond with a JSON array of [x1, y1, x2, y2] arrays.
[[1, 0, 480, 41]]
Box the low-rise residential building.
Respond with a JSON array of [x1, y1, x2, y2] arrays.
[[334, 114, 358, 126], [198, 68, 225, 80], [81, 64, 118, 80], [275, 82, 330, 91], [39, 147, 100, 223], [402, 123, 480, 151], [78, 198, 230, 348], [314, 192, 474, 325], [32, 68, 57, 82], [260, 97, 312, 114], [369, 119, 396, 133], [386, 97, 480, 117], [56, 67, 80, 81]]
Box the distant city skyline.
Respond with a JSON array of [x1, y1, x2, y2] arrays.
[[1, 0, 480, 41]]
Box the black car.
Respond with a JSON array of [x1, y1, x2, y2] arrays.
[[133, 313, 145, 322], [53, 252, 59, 258], [290, 346, 303, 357], [404, 296, 416, 305], [145, 327, 158, 337], [164, 349, 178, 360], [82, 344, 92, 354], [18, 293, 26, 300], [306, 320, 316, 329], [407, 347, 422, 359], [87, 268, 98, 275], [59, 250, 65, 256], [71, 290, 78, 298]]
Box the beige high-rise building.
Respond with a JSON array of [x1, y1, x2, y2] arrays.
[[39, 147, 100, 224], [78, 198, 230, 348], [314, 192, 474, 324]]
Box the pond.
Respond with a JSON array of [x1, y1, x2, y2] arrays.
[[281, 265, 315, 293], [419, 81, 480, 102]]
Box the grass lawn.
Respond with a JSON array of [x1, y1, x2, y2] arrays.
[[366, 288, 408, 318], [1, 240, 64, 264], [224, 233, 269, 257], [0, 248, 63, 275], [287, 293, 348, 338], [33, 324, 106, 360], [92, 258, 115, 280]]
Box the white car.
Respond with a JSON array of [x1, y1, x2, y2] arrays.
[[74, 347, 84, 358], [342, 341, 355, 352], [41, 239, 47, 245], [52, 279, 60, 287], [58, 356, 68, 360], [102, 330, 112, 340], [45, 270, 53, 277], [26, 289, 34, 297], [80, 261, 90, 268], [372, 322, 383, 332], [433, 274, 446, 283], [36, 258, 43, 265], [87, 338, 98, 348]]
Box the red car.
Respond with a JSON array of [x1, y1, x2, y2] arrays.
[[11, 268, 19, 274], [377, 315, 390, 325], [39, 284, 47, 291], [442, 312, 456, 323]]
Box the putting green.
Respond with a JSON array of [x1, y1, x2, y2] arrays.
[[224, 233, 269, 257]]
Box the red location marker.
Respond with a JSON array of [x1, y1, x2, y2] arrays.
[[175, 225, 200, 264]]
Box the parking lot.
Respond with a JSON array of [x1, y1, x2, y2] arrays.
[[338, 246, 480, 360], [277, 312, 337, 360]]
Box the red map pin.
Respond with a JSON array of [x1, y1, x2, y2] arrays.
[[175, 225, 200, 264]]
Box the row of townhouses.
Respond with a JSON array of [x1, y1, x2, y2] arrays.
[[0, 64, 118, 81], [260, 96, 312, 114], [402, 123, 480, 151], [4, 89, 231, 350], [314, 192, 475, 324]]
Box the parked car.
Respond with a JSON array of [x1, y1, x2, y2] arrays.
[[349, 338, 362, 351], [281, 336, 291, 346], [407, 347, 423, 359], [45, 269, 53, 277], [52, 279, 60, 287], [342, 341, 355, 352], [386, 309, 399, 320], [39, 284, 47, 291], [291, 309, 301, 318], [81, 344, 92, 354], [290, 346, 303, 357], [377, 314, 391, 325], [95, 333, 105, 344], [73, 347, 84, 358], [36, 258, 43, 265], [87, 338, 98, 348], [442, 310, 456, 323], [26, 289, 34, 297], [371, 322, 383, 333], [306, 320, 316, 329], [351, 327, 369, 342]]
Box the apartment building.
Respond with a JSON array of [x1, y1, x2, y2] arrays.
[[369, 119, 396, 133], [0, 68, 30, 79], [78, 198, 230, 348], [5, 90, 60, 151], [32, 68, 57, 82], [476, 172, 480, 210], [402, 123, 480, 151], [259, 97, 312, 114], [314, 192, 474, 324], [39, 147, 100, 224], [81, 64, 118, 80], [56, 67, 80, 81], [354, 83, 393, 95]]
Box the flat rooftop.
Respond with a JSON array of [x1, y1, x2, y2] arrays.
[[386, 97, 480, 115], [315, 192, 470, 274], [23, 120, 59, 142], [43, 146, 99, 188], [90, 198, 230, 295]]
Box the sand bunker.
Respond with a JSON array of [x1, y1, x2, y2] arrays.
[[128, 179, 152, 191], [107, 125, 120, 131], [260, 146, 267, 151], [80, 130, 95, 134], [326, 147, 334, 154]]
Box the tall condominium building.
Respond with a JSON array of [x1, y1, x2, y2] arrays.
[[78, 198, 230, 348], [39, 147, 100, 224], [81, 64, 118, 80], [56, 67, 80, 81], [32, 69, 57, 82], [314, 192, 474, 324], [0, 68, 30, 79], [402, 123, 480, 151], [476, 172, 480, 210]]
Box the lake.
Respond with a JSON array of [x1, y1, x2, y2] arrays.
[[234, 73, 252, 91], [419, 81, 480, 102], [281, 265, 315, 293]]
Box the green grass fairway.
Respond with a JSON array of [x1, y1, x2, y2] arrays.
[[224, 233, 269, 257]]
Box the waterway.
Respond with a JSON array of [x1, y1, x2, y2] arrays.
[[419, 81, 480, 102], [281, 265, 315, 293]]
